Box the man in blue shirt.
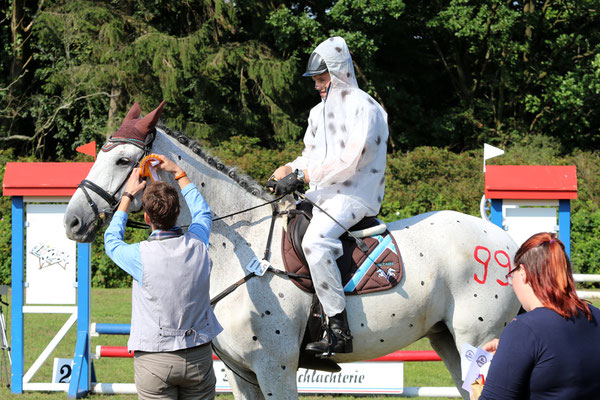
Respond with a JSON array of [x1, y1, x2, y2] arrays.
[[105, 154, 222, 400]]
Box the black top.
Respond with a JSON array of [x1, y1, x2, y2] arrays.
[[480, 305, 600, 399]]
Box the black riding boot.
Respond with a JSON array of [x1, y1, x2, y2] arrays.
[[305, 309, 353, 355]]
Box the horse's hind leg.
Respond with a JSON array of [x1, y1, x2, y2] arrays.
[[427, 323, 469, 400], [226, 370, 265, 400]]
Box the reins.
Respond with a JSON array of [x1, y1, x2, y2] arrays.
[[212, 195, 284, 221], [123, 194, 287, 231], [209, 267, 311, 307]]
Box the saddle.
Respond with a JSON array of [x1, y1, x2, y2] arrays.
[[281, 201, 403, 295]]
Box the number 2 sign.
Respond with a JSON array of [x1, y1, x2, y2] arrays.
[[52, 358, 73, 384]]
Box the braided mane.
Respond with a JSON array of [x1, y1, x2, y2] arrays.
[[158, 123, 272, 201]]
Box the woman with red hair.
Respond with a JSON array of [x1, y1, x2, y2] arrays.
[[478, 232, 600, 399]]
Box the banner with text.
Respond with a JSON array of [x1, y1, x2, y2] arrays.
[[214, 360, 404, 394]]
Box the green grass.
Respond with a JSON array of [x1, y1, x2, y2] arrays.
[[0, 289, 597, 400]]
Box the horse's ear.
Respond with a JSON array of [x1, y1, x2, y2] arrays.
[[135, 100, 166, 136], [123, 102, 141, 124]]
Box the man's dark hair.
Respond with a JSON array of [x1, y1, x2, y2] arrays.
[[142, 181, 180, 230]]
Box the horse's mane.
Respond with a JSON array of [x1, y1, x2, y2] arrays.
[[158, 123, 273, 202]]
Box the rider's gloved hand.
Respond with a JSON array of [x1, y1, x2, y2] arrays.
[[271, 171, 305, 196], [266, 178, 278, 192]]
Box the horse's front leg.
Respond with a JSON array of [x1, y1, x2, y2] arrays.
[[251, 345, 300, 400], [222, 343, 300, 400], [226, 369, 266, 400]]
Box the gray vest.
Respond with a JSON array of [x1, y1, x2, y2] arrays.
[[128, 233, 222, 352]]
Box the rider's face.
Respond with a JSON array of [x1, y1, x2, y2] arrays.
[[312, 72, 331, 100]]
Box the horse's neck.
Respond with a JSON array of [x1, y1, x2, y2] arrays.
[[150, 131, 275, 275]]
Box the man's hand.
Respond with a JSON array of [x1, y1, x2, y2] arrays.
[[155, 154, 191, 187], [266, 178, 278, 192], [271, 171, 305, 196], [125, 168, 147, 196], [271, 165, 293, 181], [156, 154, 182, 176], [117, 168, 147, 212]]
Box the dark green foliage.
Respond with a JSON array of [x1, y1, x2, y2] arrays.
[[0, 154, 11, 285], [3, 1, 600, 155], [210, 135, 304, 183], [571, 207, 600, 277], [382, 147, 482, 220], [90, 222, 146, 288]]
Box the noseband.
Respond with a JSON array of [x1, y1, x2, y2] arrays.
[[78, 132, 155, 225]]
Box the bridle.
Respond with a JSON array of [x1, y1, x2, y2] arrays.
[[77, 129, 283, 231], [78, 132, 155, 226]]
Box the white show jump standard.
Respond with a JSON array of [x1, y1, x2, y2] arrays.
[[63, 125, 522, 400], [2, 162, 95, 397]]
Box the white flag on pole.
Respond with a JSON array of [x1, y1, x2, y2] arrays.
[[483, 144, 504, 172], [484, 144, 505, 160]]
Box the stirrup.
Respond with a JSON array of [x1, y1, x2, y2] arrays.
[[305, 326, 353, 358]]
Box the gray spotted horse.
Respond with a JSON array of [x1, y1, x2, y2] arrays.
[[64, 102, 521, 399]]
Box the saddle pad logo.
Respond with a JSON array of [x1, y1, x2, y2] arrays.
[[344, 235, 397, 292]]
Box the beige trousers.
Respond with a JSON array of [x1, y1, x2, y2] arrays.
[[133, 343, 216, 400]]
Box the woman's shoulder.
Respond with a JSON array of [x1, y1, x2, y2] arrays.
[[515, 306, 600, 329], [590, 304, 600, 319], [509, 307, 560, 329]]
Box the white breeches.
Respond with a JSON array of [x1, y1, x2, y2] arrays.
[[301, 195, 369, 316]]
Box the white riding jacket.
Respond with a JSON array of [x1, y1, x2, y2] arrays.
[[287, 37, 389, 216]]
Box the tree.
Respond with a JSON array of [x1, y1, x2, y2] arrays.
[[1, 1, 600, 158], [0, 0, 307, 158], [425, 0, 600, 150]]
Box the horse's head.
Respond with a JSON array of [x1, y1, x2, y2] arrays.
[[64, 101, 165, 242]]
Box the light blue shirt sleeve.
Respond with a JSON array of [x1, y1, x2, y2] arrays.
[[103, 183, 211, 284], [182, 183, 212, 245], [104, 210, 143, 282]]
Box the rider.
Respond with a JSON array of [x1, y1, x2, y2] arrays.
[[269, 37, 389, 354]]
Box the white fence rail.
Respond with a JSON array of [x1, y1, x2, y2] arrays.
[[575, 274, 600, 300], [574, 274, 600, 282]]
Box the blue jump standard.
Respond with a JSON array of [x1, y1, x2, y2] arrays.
[[94, 323, 131, 335]]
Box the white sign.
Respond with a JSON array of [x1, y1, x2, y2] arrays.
[[504, 206, 557, 247], [26, 203, 76, 304], [53, 358, 73, 383], [214, 360, 403, 394]]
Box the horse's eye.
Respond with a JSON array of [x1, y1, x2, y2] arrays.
[[116, 158, 131, 166]]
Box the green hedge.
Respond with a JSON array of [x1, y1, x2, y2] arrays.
[[1, 138, 599, 287]]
